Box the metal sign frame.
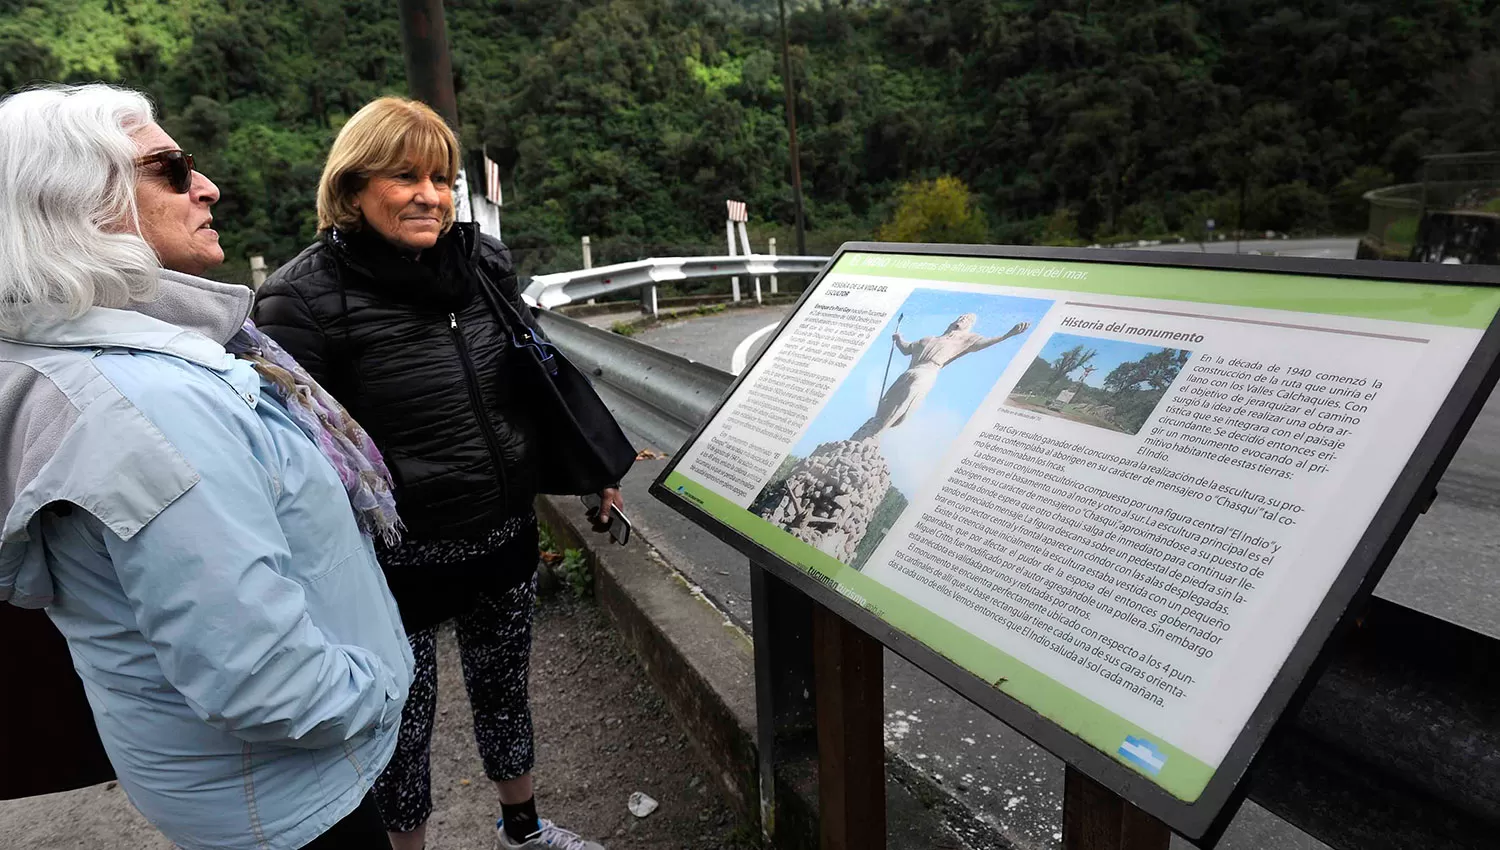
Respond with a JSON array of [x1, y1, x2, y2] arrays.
[[650, 242, 1500, 843]]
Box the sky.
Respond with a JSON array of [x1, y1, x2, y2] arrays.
[[792, 288, 1056, 497], [1033, 333, 1186, 388]]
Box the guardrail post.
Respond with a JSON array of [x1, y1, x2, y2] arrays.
[[583, 236, 595, 305], [641, 281, 658, 319], [1063, 766, 1170, 850], [769, 238, 779, 294], [249, 255, 267, 291]]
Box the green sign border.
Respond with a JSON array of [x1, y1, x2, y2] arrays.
[[835, 252, 1500, 329]]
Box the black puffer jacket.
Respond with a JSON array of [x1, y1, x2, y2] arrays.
[[253, 223, 539, 541]]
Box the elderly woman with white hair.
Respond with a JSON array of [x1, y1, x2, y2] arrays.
[[0, 83, 413, 849]]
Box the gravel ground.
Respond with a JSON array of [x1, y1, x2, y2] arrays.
[[0, 596, 754, 850]]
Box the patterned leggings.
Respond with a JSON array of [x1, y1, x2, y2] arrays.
[[371, 578, 537, 833]]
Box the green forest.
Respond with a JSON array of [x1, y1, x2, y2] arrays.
[[3, 0, 1498, 281]]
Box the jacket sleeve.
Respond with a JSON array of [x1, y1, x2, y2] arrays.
[[93, 375, 404, 749], [252, 282, 332, 388]]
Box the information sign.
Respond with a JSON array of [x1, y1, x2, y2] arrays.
[[651, 244, 1500, 841]]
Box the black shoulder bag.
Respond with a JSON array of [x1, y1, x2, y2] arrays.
[[475, 268, 637, 495]]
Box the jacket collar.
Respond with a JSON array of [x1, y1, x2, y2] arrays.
[[328, 222, 481, 277], [0, 269, 252, 370], [326, 223, 481, 312]]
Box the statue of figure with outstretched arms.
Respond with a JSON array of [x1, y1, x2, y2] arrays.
[[853, 314, 1030, 440]]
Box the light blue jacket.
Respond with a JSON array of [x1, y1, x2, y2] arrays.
[[0, 272, 413, 850]]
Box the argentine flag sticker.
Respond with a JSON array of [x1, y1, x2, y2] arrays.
[[1118, 736, 1167, 776]]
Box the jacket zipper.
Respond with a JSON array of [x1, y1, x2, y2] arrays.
[[449, 312, 510, 504]]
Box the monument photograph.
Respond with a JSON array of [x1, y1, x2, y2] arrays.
[[751, 288, 1052, 568], [1004, 333, 1191, 434]]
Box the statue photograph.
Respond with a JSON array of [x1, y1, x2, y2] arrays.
[[752, 290, 1052, 568]]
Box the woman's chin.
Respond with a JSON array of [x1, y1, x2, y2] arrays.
[[393, 230, 441, 252]]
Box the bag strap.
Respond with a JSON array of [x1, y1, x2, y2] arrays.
[[473, 262, 561, 377]]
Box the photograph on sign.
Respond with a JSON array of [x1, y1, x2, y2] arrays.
[[1007, 333, 1191, 435], [654, 247, 1500, 837], [749, 289, 1050, 569]]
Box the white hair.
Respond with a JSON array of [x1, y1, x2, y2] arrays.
[[0, 83, 161, 333]]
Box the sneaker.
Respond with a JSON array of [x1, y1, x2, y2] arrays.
[[495, 817, 607, 850]]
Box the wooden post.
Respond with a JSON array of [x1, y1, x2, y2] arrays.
[[1063, 766, 1170, 850], [751, 563, 816, 844], [813, 603, 886, 850]]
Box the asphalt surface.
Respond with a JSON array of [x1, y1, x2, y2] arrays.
[[1146, 237, 1359, 259]]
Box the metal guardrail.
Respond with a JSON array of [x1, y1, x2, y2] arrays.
[[523, 254, 830, 309], [541, 304, 1500, 850], [1362, 184, 1424, 261], [534, 309, 733, 451]]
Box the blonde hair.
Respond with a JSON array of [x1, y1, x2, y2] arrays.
[[316, 97, 461, 234], [0, 84, 160, 333]]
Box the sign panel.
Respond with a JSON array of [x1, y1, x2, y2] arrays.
[[651, 244, 1500, 840]]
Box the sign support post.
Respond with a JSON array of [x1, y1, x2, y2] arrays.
[[813, 603, 886, 850], [752, 562, 816, 843], [1064, 767, 1171, 850]]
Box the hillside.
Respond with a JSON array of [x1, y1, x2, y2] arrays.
[[3, 0, 1497, 278]]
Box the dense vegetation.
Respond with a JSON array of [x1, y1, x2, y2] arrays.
[[3, 0, 1498, 281]]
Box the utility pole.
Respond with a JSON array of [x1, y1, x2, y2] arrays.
[[778, 0, 807, 255], [396, 0, 459, 128], [398, 0, 481, 224]]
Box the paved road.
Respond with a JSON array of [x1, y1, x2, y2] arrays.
[[1145, 237, 1360, 259]]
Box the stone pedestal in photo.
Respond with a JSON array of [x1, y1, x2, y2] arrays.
[[758, 438, 892, 563]]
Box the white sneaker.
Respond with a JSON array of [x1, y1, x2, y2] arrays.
[[495, 817, 607, 850]]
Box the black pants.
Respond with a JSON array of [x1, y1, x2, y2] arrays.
[[300, 794, 385, 849], [373, 578, 538, 832]]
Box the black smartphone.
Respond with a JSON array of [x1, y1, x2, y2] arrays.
[[580, 494, 632, 546]]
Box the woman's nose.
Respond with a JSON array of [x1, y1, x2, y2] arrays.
[[193, 171, 220, 205]]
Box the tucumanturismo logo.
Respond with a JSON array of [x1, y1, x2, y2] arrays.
[[1118, 736, 1167, 776]]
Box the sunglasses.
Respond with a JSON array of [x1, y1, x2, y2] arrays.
[[136, 149, 196, 194]]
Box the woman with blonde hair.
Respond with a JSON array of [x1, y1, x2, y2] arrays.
[[0, 83, 412, 850], [255, 97, 621, 850]]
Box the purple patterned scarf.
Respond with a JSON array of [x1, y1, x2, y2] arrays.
[[227, 319, 403, 546]]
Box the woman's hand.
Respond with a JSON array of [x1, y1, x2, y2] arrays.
[[591, 487, 625, 532]]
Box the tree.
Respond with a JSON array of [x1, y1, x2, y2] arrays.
[[0, 37, 58, 90], [876, 175, 988, 243], [1053, 345, 1098, 381], [1103, 348, 1190, 394]]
